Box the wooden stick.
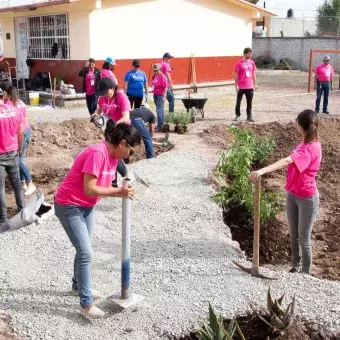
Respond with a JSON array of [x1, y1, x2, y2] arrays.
[[308, 50, 313, 93], [53, 77, 57, 108], [252, 177, 261, 275]]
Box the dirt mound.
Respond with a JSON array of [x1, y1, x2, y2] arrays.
[[203, 117, 340, 281]]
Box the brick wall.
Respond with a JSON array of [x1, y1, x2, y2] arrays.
[[252, 37, 340, 71]]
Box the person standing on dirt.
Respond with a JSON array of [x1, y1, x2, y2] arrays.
[[250, 109, 321, 275], [54, 120, 141, 319], [0, 102, 24, 225], [315, 55, 334, 114], [124, 59, 148, 109], [234, 47, 257, 122], [78, 58, 101, 117], [160, 53, 175, 113], [92, 78, 132, 186], [152, 63, 168, 132], [130, 104, 155, 159], [101, 57, 118, 85], [1, 82, 36, 196]]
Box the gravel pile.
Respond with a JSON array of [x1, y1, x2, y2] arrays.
[[1, 152, 340, 340]]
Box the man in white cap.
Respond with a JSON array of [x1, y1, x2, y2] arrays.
[[315, 55, 334, 114]]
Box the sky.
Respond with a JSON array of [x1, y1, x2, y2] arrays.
[[257, 0, 324, 18]]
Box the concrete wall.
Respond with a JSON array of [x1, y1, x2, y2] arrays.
[[270, 18, 317, 38], [252, 37, 340, 71]]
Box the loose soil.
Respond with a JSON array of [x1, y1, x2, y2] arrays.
[[202, 117, 340, 281], [4, 119, 173, 218]]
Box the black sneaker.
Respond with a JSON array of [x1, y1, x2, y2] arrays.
[[322, 111, 330, 114], [315, 109, 319, 114], [233, 116, 240, 122], [289, 267, 300, 273], [246, 116, 255, 123]]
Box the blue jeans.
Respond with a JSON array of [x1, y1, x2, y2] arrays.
[[131, 118, 154, 159], [315, 81, 330, 112], [86, 94, 98, 115], [286, 192, 319, 274], [154, 94, 165, 128], [54, 203, 95, 308], [167, 88, 175, 112], [19, 128, 32, 183]]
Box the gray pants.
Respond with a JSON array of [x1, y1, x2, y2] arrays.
[[286, 191, 319, 274], [0, 151, 24, 224]]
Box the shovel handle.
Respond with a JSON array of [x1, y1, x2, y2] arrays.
[[252, 177, 261, 272]]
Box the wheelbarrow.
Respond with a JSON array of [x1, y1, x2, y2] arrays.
[[181, 97, 208, 122]]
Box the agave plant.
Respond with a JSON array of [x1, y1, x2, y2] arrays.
[[198, 303, 245, 340], [250, 287, 296, 337]]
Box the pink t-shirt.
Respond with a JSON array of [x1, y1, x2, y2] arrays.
[[97, 91, 131, 123], [152, 73, 168, 95], [6, 99, 29, 130], [160, 61, 171, 75], [235, 59, 256, 89], [315, 64, 334, 82], [55, 141, 118, 207], [85, 70, 95, 95], [100, 69, 118, 84], [0, 103, 21, 154], [285, 142, 322, 198]]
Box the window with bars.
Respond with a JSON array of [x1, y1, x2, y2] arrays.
[[25, 13, 70, 60]]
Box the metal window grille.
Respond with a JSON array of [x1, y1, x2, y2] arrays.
[[24, 13, 70, 60]]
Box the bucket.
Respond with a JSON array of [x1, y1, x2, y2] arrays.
[[29, 92, 39, 105]]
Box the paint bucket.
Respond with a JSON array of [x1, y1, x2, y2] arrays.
[[29, 92, 39, 105]]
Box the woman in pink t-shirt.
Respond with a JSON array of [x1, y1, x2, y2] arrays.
[[250, 110, 321, 275], [100, 57, 118, 84], [1, 82, 36, 196], [54, 120, 141, 319]]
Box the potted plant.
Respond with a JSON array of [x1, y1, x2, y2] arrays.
[[177, 113, 184, 134], [172, 111, 181, 133], [182, 111, 190, 133], [163, 111, 172, 133]]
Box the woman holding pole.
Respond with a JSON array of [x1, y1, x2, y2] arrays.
[[250, 109, 321, 275], [54, 120, 141, 319]]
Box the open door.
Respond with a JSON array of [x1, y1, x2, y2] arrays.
[[14, 17, 30, 79]]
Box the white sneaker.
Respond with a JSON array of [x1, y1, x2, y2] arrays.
[[24, 183, 36, 196], [71, 289, 103, 301], [22, 182, 27, 191], [80, 305, 105, 319]]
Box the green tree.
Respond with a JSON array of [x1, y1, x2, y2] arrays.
[[316, 0, 340, 35], [248, 0, 260, 4]]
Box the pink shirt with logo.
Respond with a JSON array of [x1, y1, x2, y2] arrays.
[[235, 59, 256, 89], [0, 103, 22, 154], [160, 61, 171, 75], [315, 64, 334, 82], [97, 91, 131, 123], [5, 99, 29, 130], [285, 141, 322, 198], [85, 70, 95, 95], [100, 69, 118, 84], [55, 141, 118, 207], [152, 73, 168, 95]]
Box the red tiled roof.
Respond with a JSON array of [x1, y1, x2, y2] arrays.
[[0, 0, 80, 13]]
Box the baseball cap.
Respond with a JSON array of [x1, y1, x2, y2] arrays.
[[324, 55, 331, 61], [163, 52, 174, 59], [98, 77, 115, 96], [105, 57, 116, 65], [152, 63, 161, 71], [132, 59, 140, 67]]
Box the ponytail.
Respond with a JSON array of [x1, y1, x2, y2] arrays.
[[297, 109, 319, 144], [0, 82, 18, 107], [104, 119, 141, 147]]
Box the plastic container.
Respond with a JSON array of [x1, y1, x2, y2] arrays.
[[29, 92, 39, 105]]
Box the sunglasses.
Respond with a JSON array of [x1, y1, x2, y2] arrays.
[[124, 141, 135, 156]]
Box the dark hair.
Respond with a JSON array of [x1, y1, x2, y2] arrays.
[[88, 58, 95, 63], [0, 82, 18, 106], [297, 109, 319, 143], [243, 47, 252, 55], [104, 120, 141, 147]]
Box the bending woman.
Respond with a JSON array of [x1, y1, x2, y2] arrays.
[[250, 109, 321, 275], [1, 82, 36, 196], [54, 120, 141, 319]]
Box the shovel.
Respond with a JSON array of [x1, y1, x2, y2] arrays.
[[233, 177, 277, 280], [153, 133, 169, 147]]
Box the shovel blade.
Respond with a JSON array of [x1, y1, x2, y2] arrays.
[[128, 170, 149, 188]]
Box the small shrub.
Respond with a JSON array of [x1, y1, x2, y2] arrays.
[[253, 55, 276, 69], [164, 111, 173, 124]]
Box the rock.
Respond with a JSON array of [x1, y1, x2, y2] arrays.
[[315, 233, 326, 241]]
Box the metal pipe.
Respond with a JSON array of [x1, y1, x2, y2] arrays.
[[121, 178, 131, 300]]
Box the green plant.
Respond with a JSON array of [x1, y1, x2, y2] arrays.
[[279, 58, 292, 71], [182, 111, 190, 127], [250, 288, 296, 336], [198, 303, 245, 340], [172, 111, 181, 126], [213, 126, 281, 222], [164, 111, 173, 125]]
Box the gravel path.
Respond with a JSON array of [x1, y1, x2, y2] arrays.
[[1, 152, 340, 340]]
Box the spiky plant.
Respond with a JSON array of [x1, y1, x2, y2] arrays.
[[198, 303, 245, 340], [250, 287, 296, 337]]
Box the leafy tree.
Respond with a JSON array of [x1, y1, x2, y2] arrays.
[[248, 0, 260, 4], [316, 0, 340, 35]]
